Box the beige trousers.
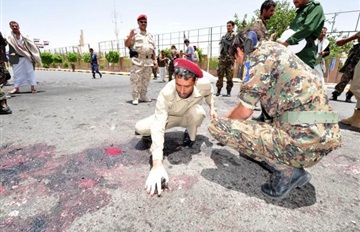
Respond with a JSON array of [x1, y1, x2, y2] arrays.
[[350, 61, 360, 108], [135, 105, 206, 141]]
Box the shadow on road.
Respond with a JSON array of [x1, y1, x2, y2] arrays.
[[134, 131, 213, 165], [201, 149, 317, 209], [338, 122, 360, 133]]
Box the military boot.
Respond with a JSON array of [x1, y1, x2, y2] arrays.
[[350, 109, 360, 129], [182, 130, 194, 148], [341, 108, 359, 125], [223, 90, 231, 97], [0, 99, 12, 115], [330, 92, 339, 101], [261, 167, 312, 200], [345, 91, 353, 103], [215, 88, 221, 96]]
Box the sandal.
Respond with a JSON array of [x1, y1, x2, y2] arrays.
[[31, 89, 37, 94]]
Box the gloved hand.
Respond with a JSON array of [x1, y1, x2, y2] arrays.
[[145, 161, 169, 196]]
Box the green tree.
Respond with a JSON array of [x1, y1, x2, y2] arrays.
[[67, 52, 78, 63], [105, 51, 120, 65], [52, 54, 63, 64], [82, 52, 91, 63], [40, 52, 53, 67]]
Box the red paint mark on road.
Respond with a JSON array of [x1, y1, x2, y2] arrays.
[[78, 179, 98, 189], [105, 147, 122, 156]]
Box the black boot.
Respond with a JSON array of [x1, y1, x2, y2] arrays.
[[215, 88, 221, 96], [330, 92, 338, 101], [92, 73, 96, 79], [99, 72, 102, 78], [223, 90, 231, 97], [261, 168, 312, 200], [0, 100, 12, 115], [182, 130, 194, 148], [345, 91, 353, 103]]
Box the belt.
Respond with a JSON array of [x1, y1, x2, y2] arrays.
[[278, 111, 339, 124], [136, 54, 150, 59]]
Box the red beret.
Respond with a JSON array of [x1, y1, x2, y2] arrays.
[[174, 58, 203, 78], [137, 14, 147, 21]]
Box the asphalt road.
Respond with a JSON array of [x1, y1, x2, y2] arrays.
[[0, 70, 359, 231]]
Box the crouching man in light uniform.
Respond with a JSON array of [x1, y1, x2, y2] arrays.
[[135, 58, 217, 196]]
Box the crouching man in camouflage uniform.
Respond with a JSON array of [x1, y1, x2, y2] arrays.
[[125, 14, 157, 105], [208, 30, 342, 200]]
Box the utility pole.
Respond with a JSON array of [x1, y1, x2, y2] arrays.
[[112, 0, 119, 51]]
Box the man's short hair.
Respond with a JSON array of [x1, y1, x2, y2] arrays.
[[9, 21, 19, 26], [184, 39, 190, 43], [89, 48, 94, 52], [260, 0, 277, 14], [227, 21, 235, 26]]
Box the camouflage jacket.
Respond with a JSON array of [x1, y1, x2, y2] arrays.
[[219, 31, 235, 62], [249, 19, 269, 41], [239, 41, 341, 151], [339, 43, 360, 74]]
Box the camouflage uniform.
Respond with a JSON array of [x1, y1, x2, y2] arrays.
[[0, 32, 11, 114], [333, 43, 360, 97], [128, 31, 156, 101], [208, 42, 342, 170], [216, 31, 236, 94], [250, 19, 270, 41]]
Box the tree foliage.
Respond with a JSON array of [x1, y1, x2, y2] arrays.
[[67, 52, 78, 63], [82, 52, 91, 63], [40, 52, 53, 67], [105, 51, 120, 64], [52, 54, 63, 63]]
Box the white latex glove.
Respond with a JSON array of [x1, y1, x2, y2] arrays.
[[145, 162, 169, 196]]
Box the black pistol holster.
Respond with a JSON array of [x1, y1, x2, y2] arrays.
[[129, 47, 138, 58]]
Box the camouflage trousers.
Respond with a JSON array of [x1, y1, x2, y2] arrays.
[[0, 62, 7, 100], [216, 61, 234, 91], [334, 71, 353, 95], [130, 65, 152, 100], [208, 118, 331, 171]]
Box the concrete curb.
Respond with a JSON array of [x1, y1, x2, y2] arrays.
[[35, 68, 342, 87], [36, 68, 131, 76]]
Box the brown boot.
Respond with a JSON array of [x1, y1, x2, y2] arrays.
[[350, 109, 360, 129], [341, 109, 359, 125]]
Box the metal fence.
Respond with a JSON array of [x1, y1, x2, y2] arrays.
[[45, 10, 360, 61]]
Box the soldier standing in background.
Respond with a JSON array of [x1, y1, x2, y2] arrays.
[[250, 0, 277, 122], [330, 37, 360, 102], [0, 31, 11, 114], [216, 20, 236, 97], [338, 31, 360, 128], [125, 14, 157, 105]]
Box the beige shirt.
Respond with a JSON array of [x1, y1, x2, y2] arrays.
[[128, 30, 156, 66], [150, 79, 215, 160]]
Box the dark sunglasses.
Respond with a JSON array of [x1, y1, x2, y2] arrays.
[[139, 20, 147, 24], [174, 67, 196, 80]]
